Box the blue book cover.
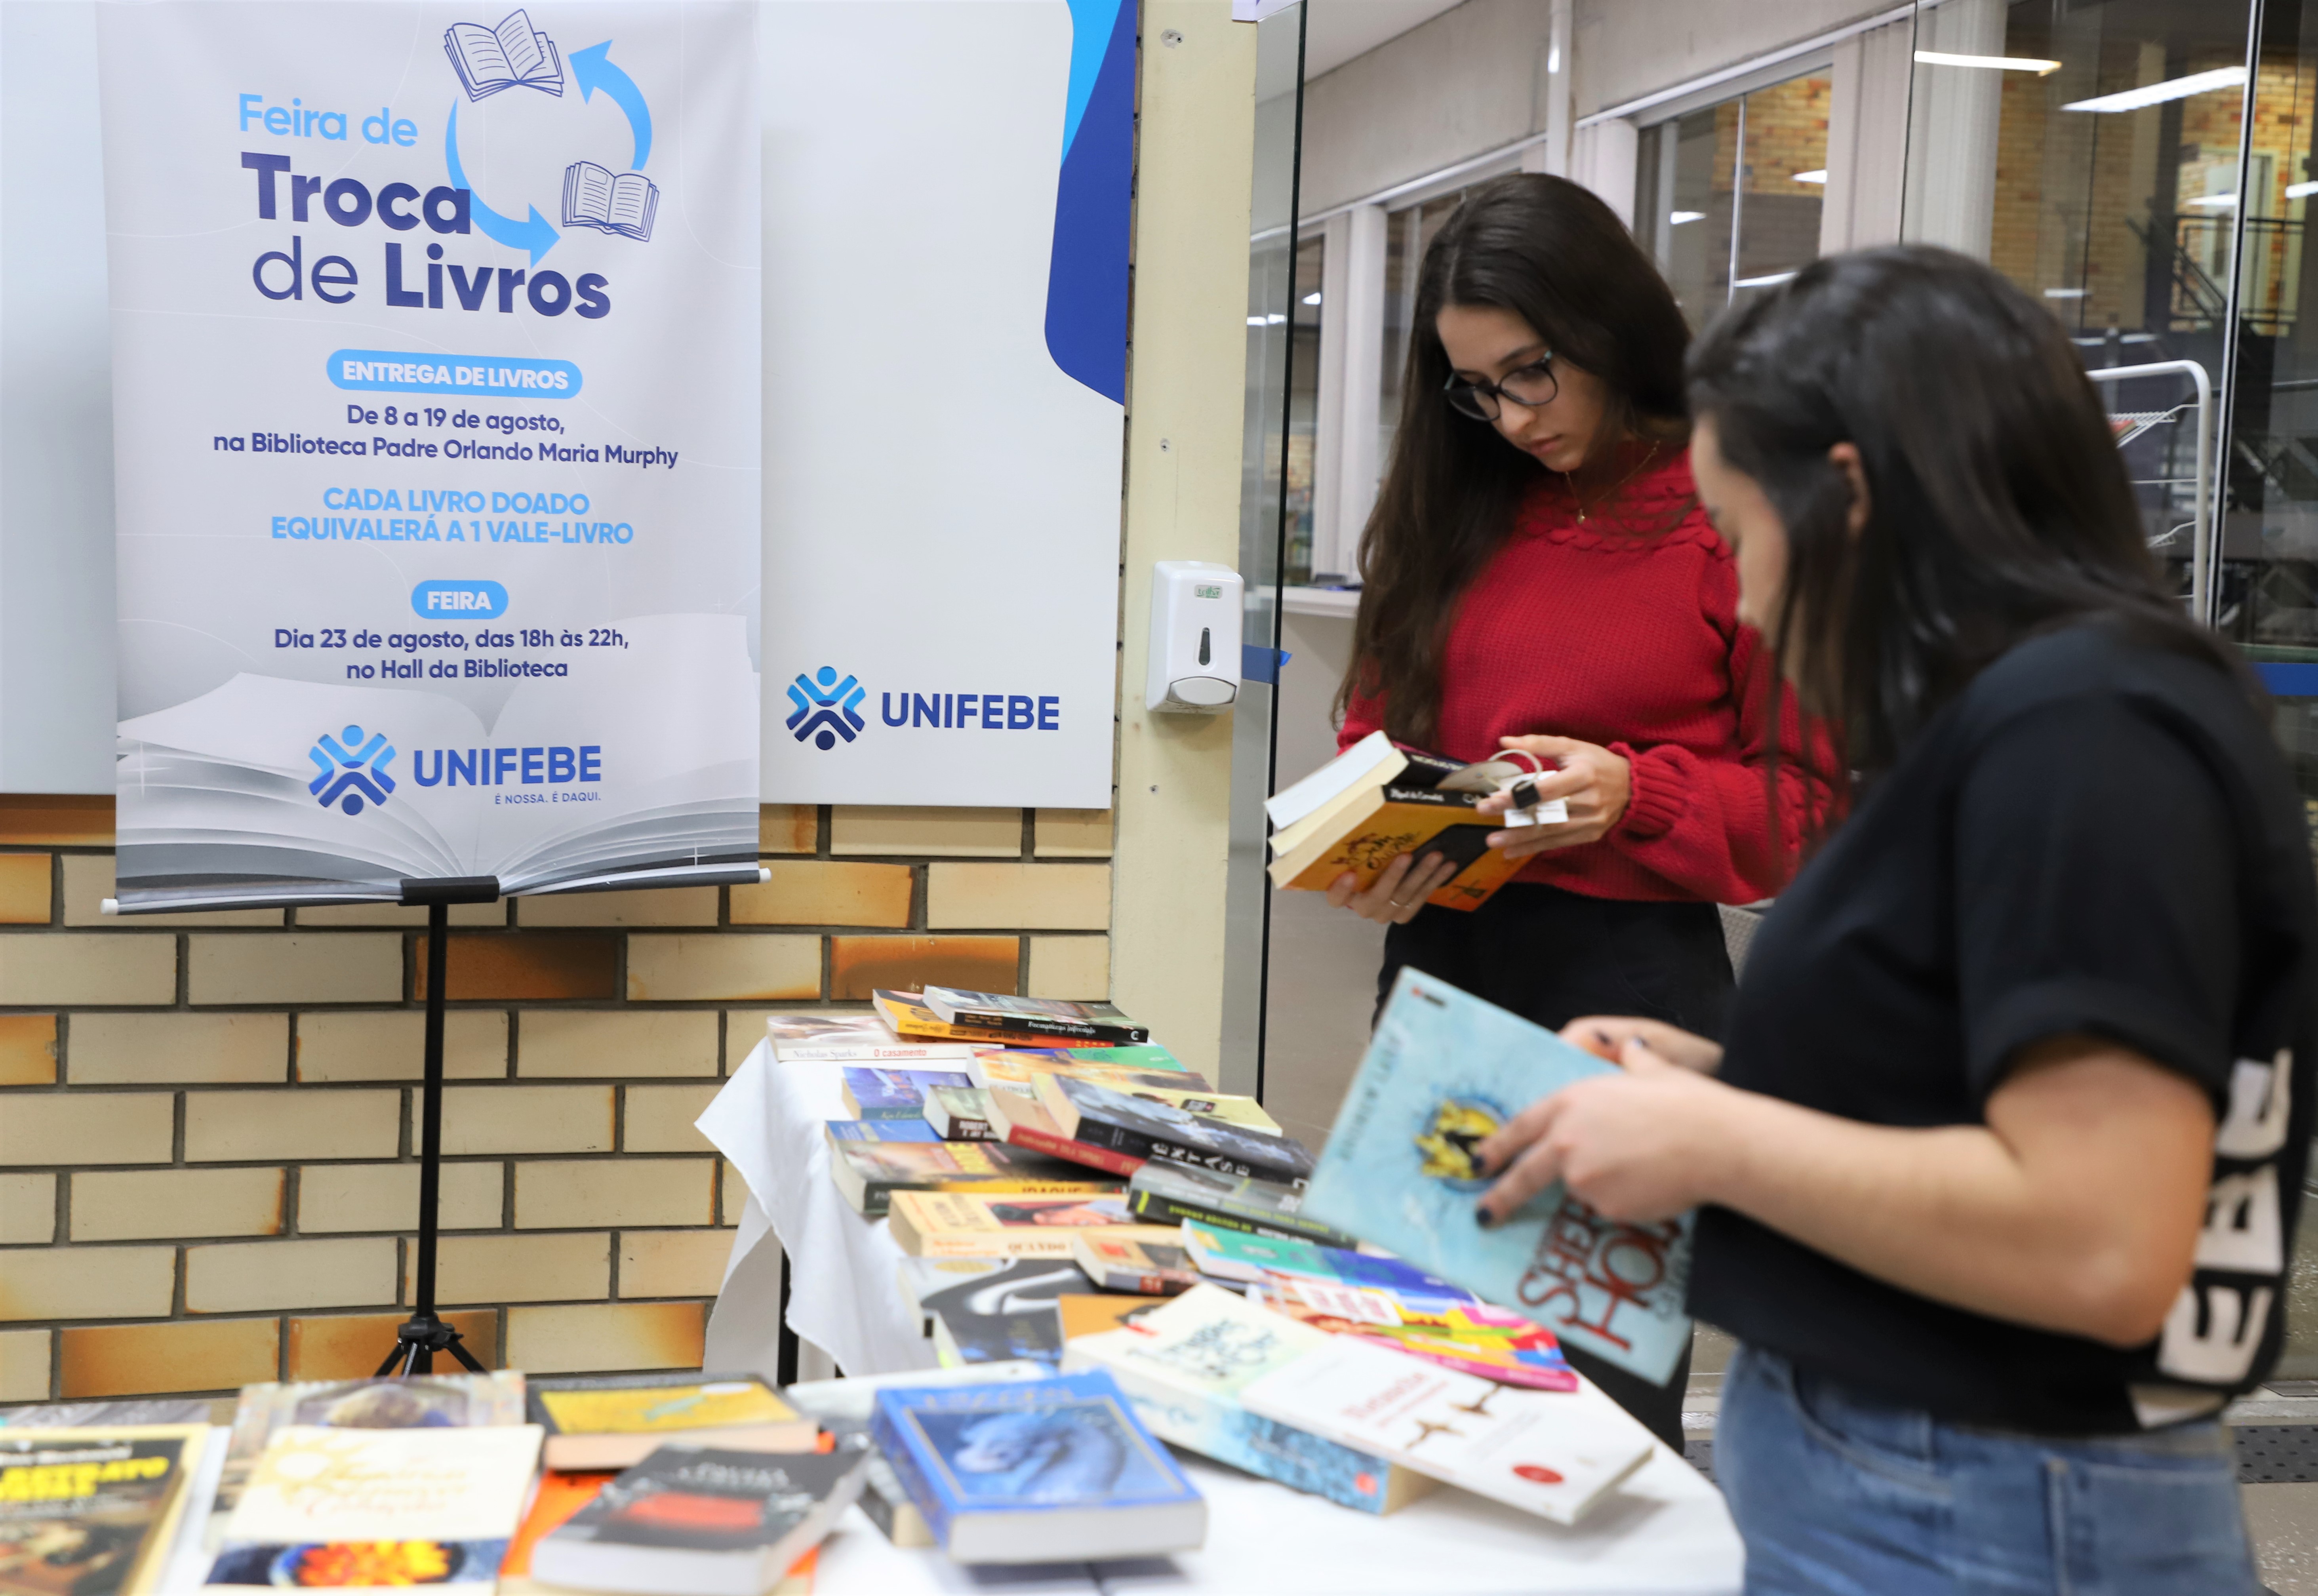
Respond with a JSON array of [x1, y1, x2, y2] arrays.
[[825, 1117, 941, 1144], [1300, 967, 1694, 1386], [842, 1066, 971, 1120], [870, 1372, 1201, 1554]]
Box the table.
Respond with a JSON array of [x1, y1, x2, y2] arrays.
[[698, 1041, 1745, 1594]]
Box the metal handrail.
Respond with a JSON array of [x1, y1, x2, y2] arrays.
[[2088, 360, 2215, 625]]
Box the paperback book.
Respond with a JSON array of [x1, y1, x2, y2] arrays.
[[870, 1373, 1205, 1564], [1031, 1076, 1283, 1135], [215, 1373, 526, 1518], [1247, 1274, 1577, 1391], [887, 1192, 1179, 1260], [922, 1259, 1094, 1369], [1061, 1285, 1435, 1517], [923, 1086, 998, 1141], [1068, 1232, 1201, 1295], [526, 1373, 814, 1471], [874, 992, 1113, 1049], [823, 1131, 1117, 1217], [1041, 1076, 1316, 1187], [1180, 1221, 1465, 1296], [1055, 1294, 1167, 1339], [840, 1067, 972, 1122], [969, 1053, 1209, 1095], [0, 1402, 210, 1428], [764, 1013, 975, 1063], [1303, 968, 1695, 1385], [825, 1117, 941, 1145], [1127, 1161, 1361, 1247], [0, 1425, 210, 1596], [896, 1257, 1010, 1338], [983, 1086, 1148, 1177], [920, 988, 1150, 1046]]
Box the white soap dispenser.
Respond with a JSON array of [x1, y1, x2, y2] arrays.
[[1146, 560, 1242, 713]]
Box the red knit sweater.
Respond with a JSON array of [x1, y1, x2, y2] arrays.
[[1339, 453, 1834, 905]]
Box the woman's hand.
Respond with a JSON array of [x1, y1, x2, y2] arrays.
[[1477, 735, 1631, 859], [1472, 1034, 1736, 1226], [1326, 849, 1463, 924], [1561, 1015, 1724, 1074]]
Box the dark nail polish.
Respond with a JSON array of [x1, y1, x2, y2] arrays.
[[1476, 1207, 1497, 1229]]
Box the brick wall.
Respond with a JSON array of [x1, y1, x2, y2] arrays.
[[0, 797, 1114, 1400]]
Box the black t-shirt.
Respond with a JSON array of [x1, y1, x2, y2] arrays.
[[1692, 620, 2318, 1433]]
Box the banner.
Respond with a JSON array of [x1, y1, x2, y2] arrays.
[[97, 2, 761, 910], [758, 0, 1133, 809]]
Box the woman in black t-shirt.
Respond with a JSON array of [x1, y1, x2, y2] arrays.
[[1472, 249, 2317, 1594]]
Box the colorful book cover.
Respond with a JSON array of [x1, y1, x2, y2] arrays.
[[215, 1373, 527, 1518], [1068, 1232, 1200, 1295], [1060, 1286, 1430, 1516], [1044, 1077, 1316, 1187], [1248, 1275, 1577, 1391], [887, 1191, 1172, 1259], [873, 992, 1114, 1049], [923, 1086, 998, 1141], [921, 1259, 1093, 1369], [839, 1066, 973, 1121], [869, 1373, 1204, 1564], [1126, 1162, 1360, 1247], [765, 1011, 976, 1061], [896, 1257, 1011, 1337], [1030, 1076, 1282, 1136], [970, 1054, 1210, 1095], [530, 1447, 867, 1593], [983, 1087, 1148, 1178], [0, 1426, 205, 1596], [1055, 1294, 1168, 1340], [1301, 968, 1694, 1386], [825, 1133, 1118, 1217], [920, 989, 1150, 1045], [825, 1117, 942, 1144], [1180, 1221, 1466, 1297]]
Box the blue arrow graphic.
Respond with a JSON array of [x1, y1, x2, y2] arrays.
[[444, 104, 560, 265], [569, 42, 651, 170]]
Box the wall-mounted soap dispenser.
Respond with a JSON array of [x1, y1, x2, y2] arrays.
[[1145, 560, 1242, 714]]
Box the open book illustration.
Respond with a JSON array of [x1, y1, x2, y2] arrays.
[[562, 163, 659, 242], [446, 10, 564, 100]]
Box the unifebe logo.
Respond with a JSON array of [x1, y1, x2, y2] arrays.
[[309, 724, 400, 815], [787, 667, 865, 751]]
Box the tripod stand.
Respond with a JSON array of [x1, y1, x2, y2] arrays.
[[377, 878, 501, 1378]]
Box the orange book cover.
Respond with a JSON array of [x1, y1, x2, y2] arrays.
[[1273, 799, 1524, 911], [501, 1470, 615, 1576], [873, 992, 1112, 1048]]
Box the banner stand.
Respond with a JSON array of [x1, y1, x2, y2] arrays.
[[377, 874, 501, 1378]]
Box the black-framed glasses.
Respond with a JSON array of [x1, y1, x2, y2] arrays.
[[1443, 355, 1559, 421]]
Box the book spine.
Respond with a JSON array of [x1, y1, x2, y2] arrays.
[[943, 1010, 1151, 1045], [869, 1409, 955, 1550], [1127, 1188, 1357, 1249], [1000, 1122, 1146, 1179]]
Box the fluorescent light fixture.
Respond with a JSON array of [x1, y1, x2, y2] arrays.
[[1792, 170, 1828, 185], [2044, 288, 2089, 298], [1246, 313, 1288, 327], [1914, 50, 2061, 74], [1733, 271, 1798, 289], [1301, 291, 1322, 305], [1670, 210, 1705, 225], [2289, 181, 2318, 199], [2185, 193, 2239, 209], [2063, 66, 2246, 113]]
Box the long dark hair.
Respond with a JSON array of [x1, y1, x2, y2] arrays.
[[1686, 245, 2248, 777], [1339, 173, 1692, 746]]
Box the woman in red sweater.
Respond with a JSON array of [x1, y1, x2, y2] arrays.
[[1328, 173, 1830, 1442]]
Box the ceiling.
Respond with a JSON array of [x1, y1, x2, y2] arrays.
[[1256, 0, 1470, 102]]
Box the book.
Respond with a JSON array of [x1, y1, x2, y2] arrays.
[[214, 1373, 526, 1519], [874, 991, 1113, 1049], [839, 1066, 971, 1122], [870, 1373, 1205, 1563], [500, 1467, 615, 1577], [968, 1049, 1207, 1095], [1266, 735, 1557, 912], [921, 1260, 1094, 1370], [919, 989, 1150, 1046], [764, 1012, 976, 1062], [206, 1424, 543, 1588], [530, 1446, 867, 1595], [1126, 1161, 1362, 1248], [443, 9, 562, 100], [526, 1374, 815, 1471], [1246, 1274, 1578, 1392], [1041, 1076, 1317, 1187], [923, 1085, 998, 1141], [1238, 1334, 1653, 1526], [982, 1086, 1148, 1177], [1303, 968, 1695, 1385], [1068, 1232, 1201, 1295], [1055, 1293, 1168, 1339], [1061, 1286, 1436, 1517], [1179, 1221, 1465, 1296], [0, 1425, 210, 1596], [0, 1401, 210, 1428], [897, 1257, 1009, 1338], [560, 163, 659, 244], [824, 1131, 1117, 1217], [825, 1117, 941, 1145], [1031, 1074, 1283, 1136], [887, 1191, 1178, 1260]]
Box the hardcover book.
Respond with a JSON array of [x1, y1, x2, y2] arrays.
[[0, 1426, 208, 1596], [870, 1373, 1205, 1564], [1247, 1274, 1577, 1392], [874, 992, 1114, 1049], [919, 989, 1150, 1046], [215, 1373, 526, 1518], [1060, 1286, 1434, 1517], [526, 1373, 814, 1471], [530, 1446, 868, 1596], [887, 1192, 1179, 1260], [822, 1131, 1117, 1217], [1303, 968, 1695, 1385], [1127, 1161, 1360, 1247], [839, 1066, 973, 1122], [1239, 1335, 1652, 1526], [921, 1259, 1094, 1370], [1068, 1232, 1201, 1295], [1042, 1076, 1316, 1187], [923, 1085, 998, 1141], [764, 1013, 976, 1062], [825, 1117, 941, 1145]]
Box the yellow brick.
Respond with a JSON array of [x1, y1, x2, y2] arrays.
[[0, 855, 50, 924], [286, 1310, 497, 1379], [505, 1301, 705, 1374], [619, 1231, 733, 1299], [516, 888, 718, 928], [0, 1247, 175, 1321], [626, 935, 818, 1002], [721, 1160, 749, 1224], [731, 861, 913, 928], [830, 806, 1022, 857], [188, 933, 401, 1005], [0, 1095, 174, 1166], [721, 1010, 785, 1071], [1034, 809, 1114, 858], [443, 1085, 613, 1154], [295, 1009, 508, 1083], [60, 1318, 277, 1397], [296, 902, 505, 926], [432, 1232, 608, 1305], [0, 934, 176, 1006], [70, 1011, 288, 1085], [187, 1236, 396, 1313], [296, 1160, 504, 1234], [926, 863, 1110, 930], [517, 1010, 718, 1078], [1026, 935, 1112, 1000], [622, 1084, 722, 1153], [514, 1158, 715, 1230], [760, 804, 817, 855], [185, 1089, 400, 1163], [72, 1169, 285, 1241], [60, 856, 281, 927], [0, 1175, 55, 1244], [0, 800, 111, 849], [0, 1328, 48, 1400], [0, 1015, 57, 1085]]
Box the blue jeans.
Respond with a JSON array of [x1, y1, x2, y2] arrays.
[[1717, 1343, 2261, 1594]]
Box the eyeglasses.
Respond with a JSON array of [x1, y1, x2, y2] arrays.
[[1443, 355, 1559, 421]]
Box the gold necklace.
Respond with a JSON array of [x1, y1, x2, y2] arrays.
[[1563, 442, 1659, 524]]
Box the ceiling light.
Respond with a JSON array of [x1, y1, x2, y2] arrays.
[[1914, 50, 2061, 75], [1670, 211, 1705, 225], [1301, 292, 1321, 305], [2185, 193, 2239, 208], [2044, 288, 2088, 298], [1733, 271, 1798, 289], [2063, 66, 2246, 114], [1792, 170, 1827, 185]]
